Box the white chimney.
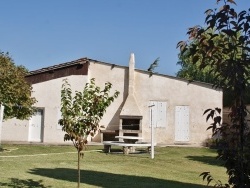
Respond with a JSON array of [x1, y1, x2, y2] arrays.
[[128, 53, 135, 95], [120, 53, 141, 117]]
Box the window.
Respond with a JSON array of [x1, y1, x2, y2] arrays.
[[149, 101, 167, 128]]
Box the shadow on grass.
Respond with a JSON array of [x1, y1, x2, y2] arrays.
[[186, 155, 224, 166], [29, 168, 207, 188], [0, 178, 51, 188], [100, 148, 150, 155]]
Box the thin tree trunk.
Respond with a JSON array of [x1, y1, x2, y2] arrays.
[[0, 104, 4, 149], [239, 101, 245, 187], [78, 149, 80, 188]]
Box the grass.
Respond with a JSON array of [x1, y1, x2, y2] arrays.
[[0, 144, 228, 188]]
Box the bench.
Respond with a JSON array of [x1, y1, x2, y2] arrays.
[[115, 136, 143, 143], [102, 141, 155, 155]]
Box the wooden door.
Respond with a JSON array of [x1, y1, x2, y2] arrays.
[[29, 109, 44, 142], [175, 106, 189, 142]]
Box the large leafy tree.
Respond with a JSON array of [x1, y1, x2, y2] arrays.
[[176, 31, 249, 106], [178, 0, 250, 187], [177, 48, 215, 84], [176, 28, 225, 84], [0, 51, 36, 120], [59, 78, 119, 188]]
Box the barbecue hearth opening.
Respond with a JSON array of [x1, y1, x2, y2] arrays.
[[122, 119, 140, 130], [119, 117, 142, 138]]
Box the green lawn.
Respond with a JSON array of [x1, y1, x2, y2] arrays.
[[0, 144, 227, 188]]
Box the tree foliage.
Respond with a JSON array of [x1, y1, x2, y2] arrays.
[[59, 78, 119, 187], [176, 30, 250, 106], [176, 28, 229, 84], [178, 0, 250, 187], [177, 47, 215, 84], [147, 57, 160, 76], [0, 51, 36, 120]]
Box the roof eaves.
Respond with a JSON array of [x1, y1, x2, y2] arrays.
[[27, 58, 89, 76], [134, 68, 218, 88]]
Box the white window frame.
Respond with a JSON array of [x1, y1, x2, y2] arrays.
[[149, 101, 167, 128]]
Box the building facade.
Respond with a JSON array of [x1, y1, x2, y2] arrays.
[[2, 54, 223, 145]]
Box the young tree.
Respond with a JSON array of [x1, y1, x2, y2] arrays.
[[0, 51, 36, 120], [59, 78, 119, 188], [177, 0, 250, 187]]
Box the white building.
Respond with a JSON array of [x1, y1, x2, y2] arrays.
[[2, 54, 222, 145]]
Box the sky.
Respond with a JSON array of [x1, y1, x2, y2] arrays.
[[0, 0, 249, 76]]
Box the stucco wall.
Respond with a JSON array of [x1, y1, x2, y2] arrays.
[[134, 71, 222, 145], [33, 75, 89, 143], [2, 75, 88, 144], [2, 118, 29, 142], [88, 62, 127, 133], [88, 62, 223, 145], [2, 60, 222, 146]]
